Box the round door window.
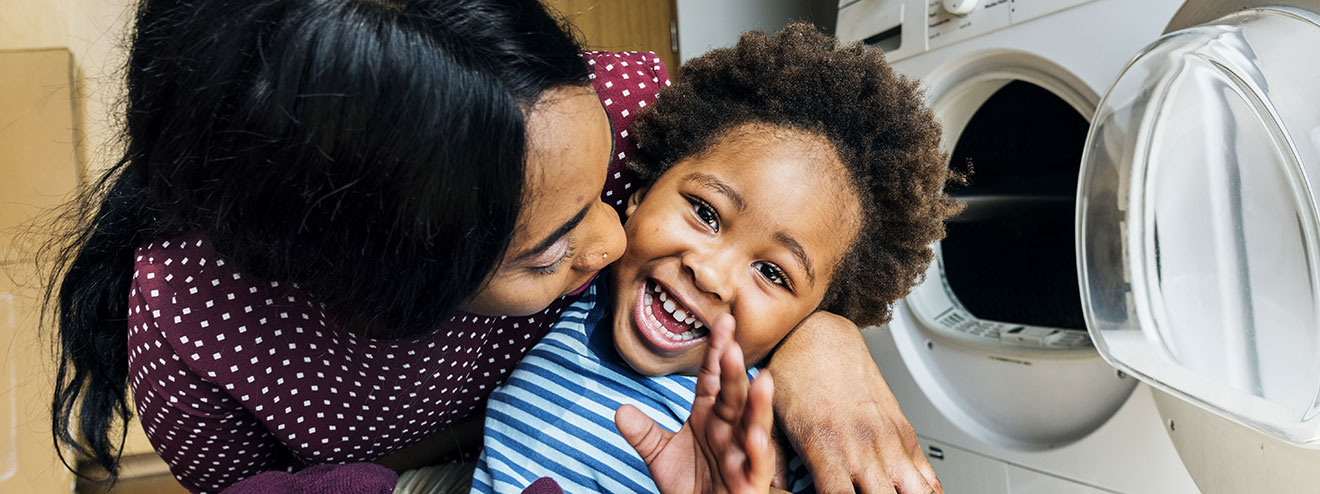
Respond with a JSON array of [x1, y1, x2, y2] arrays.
[[896, 54, 1136, 449]]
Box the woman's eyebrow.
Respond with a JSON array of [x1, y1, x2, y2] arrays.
[[513, 203, 591, 262], [684, 172, 746, 212], [775, 231, 816, 285], [513, 101, 613, 264]]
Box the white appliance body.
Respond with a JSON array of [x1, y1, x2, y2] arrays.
[[839, 0, 1320, 492], [837, 0, 1198, 492]]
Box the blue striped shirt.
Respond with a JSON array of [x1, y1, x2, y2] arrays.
[[471, 279, 813, 493]]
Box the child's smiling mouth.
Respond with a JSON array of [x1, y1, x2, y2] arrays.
[[632, 278, 710, 354]]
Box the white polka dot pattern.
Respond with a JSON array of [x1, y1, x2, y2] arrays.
[[583, 50, 672, 212], [126, 50, 668, 494]]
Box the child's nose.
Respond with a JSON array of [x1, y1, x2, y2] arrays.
[[684, 249, 734, 302]]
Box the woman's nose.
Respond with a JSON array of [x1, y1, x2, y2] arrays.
[[574, 200, 625, 272]]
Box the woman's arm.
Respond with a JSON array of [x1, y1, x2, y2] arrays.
[[766, 311, 942, 494], [130, 348, 297, 493]]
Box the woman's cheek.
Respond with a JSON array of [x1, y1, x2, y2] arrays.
[[466, 276, 563, 317]]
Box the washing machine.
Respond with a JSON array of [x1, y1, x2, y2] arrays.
[[835, 1, 1320, 492]]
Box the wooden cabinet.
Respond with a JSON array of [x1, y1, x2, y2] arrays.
[[544, 0, 681, 74]]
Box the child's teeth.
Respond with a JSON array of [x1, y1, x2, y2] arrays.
[[646, 282, 709, 340]]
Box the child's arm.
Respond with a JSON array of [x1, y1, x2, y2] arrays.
[[614, 314, 776, 494]]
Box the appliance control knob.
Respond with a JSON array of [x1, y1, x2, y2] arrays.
[[941, 0, 979, 16]]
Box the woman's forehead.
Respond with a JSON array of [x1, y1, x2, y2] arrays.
[[513, 87, 612, 246]]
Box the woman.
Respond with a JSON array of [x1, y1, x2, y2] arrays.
[[48, 1, 940, 493]]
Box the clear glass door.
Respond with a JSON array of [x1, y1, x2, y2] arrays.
[[1079, 7, 1320, 447]]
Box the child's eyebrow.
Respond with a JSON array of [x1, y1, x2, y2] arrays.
[[685, 172, 746, 212], [775, 231, 816, 285]]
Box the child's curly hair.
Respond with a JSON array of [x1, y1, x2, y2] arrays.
[[631, 23, 962, 326]]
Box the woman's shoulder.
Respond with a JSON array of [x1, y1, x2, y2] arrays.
[[582, 50, 671, 93], [583, 50, 670, 133], [582, 50, 672, 215], [128, 231, 314, 373], [127, 232, 570, 464]]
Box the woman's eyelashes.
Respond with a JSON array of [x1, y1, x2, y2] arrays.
[[528, 237, 576, 275]]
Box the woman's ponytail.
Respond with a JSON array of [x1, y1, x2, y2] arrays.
[[48, 160, 161, 477]]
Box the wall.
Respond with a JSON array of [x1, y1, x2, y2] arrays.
[[1, 0, 136, 178], [674, 0, 838, 63], [1, 47, 83, 494], [1, 1, 139, 492]]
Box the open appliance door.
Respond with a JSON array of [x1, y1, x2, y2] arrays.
[[1078, 3, 1320, 491]]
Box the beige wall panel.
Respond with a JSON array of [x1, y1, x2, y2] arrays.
[[0, 269, 73, 493], [0, 0, 71, 49], [0, 49, 81, 263], [0, 47, 82, 494], [63, 0, 134, 177], [2, 0, 134, 178]]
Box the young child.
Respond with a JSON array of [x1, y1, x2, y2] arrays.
[[471, 24, 960, 493]]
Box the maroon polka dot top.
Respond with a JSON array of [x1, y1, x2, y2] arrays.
[[126, 51, 670, 493]]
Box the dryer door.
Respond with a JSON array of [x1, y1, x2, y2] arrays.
[[1078, 6, 1320, 448]]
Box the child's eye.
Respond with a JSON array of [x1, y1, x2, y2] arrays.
[[688, 197, 720, 232], [753, 261, 793, 291]]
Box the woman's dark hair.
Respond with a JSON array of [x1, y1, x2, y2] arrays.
[[48, 0, 589, 479], [631, 23, 963, 327]]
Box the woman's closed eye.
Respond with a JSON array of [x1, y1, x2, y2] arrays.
[[753, 261, 794, 292], [687, 196, 719, 232], [528, 237, 576, 275]]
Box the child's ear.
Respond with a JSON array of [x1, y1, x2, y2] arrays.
[[624, 185, 651, 218]]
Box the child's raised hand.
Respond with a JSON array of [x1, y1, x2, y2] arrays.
[[614, 314, 776, 494]]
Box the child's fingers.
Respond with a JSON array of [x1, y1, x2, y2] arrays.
[[709, 314, 735, 351], [743, 424, 775, 492], [743, 371, 775, 487], [744, 370, 774, 444], [696, 314, 736, 401], [720, 448, 755, 494], [615, 404, 674, 465], [713, 337, 750, 424]]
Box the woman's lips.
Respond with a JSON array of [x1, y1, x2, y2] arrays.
[[567, 273, 598, 296], [631, 279, 708, 355]]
